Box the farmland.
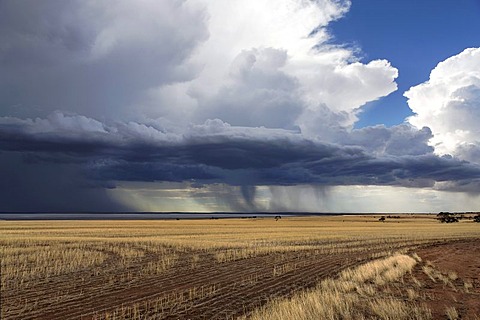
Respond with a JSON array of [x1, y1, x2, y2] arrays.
[[1, 215, 479, 319]]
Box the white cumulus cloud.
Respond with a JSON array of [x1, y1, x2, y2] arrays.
[[405, 47, 480, 161]]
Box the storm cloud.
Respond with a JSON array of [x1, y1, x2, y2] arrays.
[[2, 113, 480, 197], [0, 0, 209, 119], [1, 1, 480, 211]]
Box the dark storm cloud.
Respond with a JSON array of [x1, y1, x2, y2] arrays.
[[2, 114, 480, 201], [0, 0, 209, 119], [0, 153, 129, 212], [343, 125, 434, 156]]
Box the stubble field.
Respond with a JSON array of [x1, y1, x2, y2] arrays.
[[1, 215, 479, 319]]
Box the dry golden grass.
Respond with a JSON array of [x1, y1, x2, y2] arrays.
[[445, 306, 460, 320]]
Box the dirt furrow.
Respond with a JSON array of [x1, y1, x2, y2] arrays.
[[28, 250, 337, 319], [42, 252, 309, 319], [161, 255, 363, 320]]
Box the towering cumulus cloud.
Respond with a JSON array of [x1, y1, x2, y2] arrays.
[[406, 48, 480, 164], [1, 1, 480, 212], [151, 0, 398, 135]]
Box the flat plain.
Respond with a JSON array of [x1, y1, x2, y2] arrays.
[[1, 215, 479, 319]]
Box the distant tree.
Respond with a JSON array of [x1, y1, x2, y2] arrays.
[[437, 212, 459, 223], [378, 216, 386, 222], [474, 214, 480, 223]]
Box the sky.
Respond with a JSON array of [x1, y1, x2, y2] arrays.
[[331, 0, 480, 127], [1, 0, 480, 213]]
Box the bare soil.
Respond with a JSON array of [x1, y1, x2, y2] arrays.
[[412, 239, 480, 319]]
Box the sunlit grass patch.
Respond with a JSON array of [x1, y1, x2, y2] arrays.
[[246, 253, 432, 320]]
